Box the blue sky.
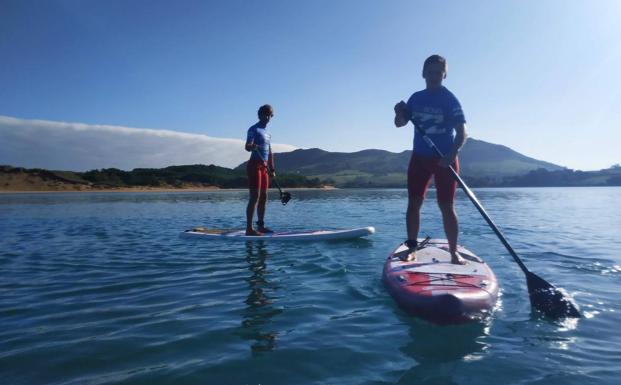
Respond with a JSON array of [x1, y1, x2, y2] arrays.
[[1, 0, 620, 170]]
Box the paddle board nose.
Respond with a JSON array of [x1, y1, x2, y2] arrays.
[[383, 239, 499, 325]]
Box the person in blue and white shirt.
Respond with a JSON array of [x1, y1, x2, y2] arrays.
[[394, 55, 468, 264], [244, 104, 276, 236]]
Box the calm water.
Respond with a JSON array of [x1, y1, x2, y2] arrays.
[[1, 188, 620, 385]]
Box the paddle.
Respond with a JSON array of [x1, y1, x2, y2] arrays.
[[411, 124, 580, 319], [270, 175, 292, 206], [252, 149, 292, 205]]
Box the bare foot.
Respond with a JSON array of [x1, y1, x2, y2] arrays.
[[245, 229, 263, 236], [451, 252, 467, 265]]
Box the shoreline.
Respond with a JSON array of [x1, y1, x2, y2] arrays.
[[0, 186, 338, 194], [2, 185, 616, 194]]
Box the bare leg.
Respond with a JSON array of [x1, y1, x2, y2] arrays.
[[256, 189, 273, 232], [257, 189, 267, 224], [246, 189, 261, 235], [398, 196, 424, 261], [438, 201, 465, 264], [407, 196, 424, 242]]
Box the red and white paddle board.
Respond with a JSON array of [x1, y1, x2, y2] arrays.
[[383, 239, 499, 324]]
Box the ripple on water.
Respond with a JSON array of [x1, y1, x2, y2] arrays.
[[1, 188, 620, 385]]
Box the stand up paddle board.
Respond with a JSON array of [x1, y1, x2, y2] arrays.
[[181, 226, 375, 242], [383, 238, 499, 324]]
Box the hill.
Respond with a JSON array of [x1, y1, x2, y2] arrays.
[[500, 165, 621, 187], [0, 165, 323, 192], [458, 139, 563, 177], [236, 138, 566, 187], [3, 139, 619, 191]]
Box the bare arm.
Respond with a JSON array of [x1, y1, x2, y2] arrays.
[[439, 122, 468, 167]]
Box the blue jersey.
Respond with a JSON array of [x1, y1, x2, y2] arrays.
[[406, 86, 466, 157], [246, 123, 271, 162]]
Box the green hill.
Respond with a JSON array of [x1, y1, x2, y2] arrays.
[[236, 138, 566, 187], [501, 165, 621, 187], [3, 139, 618, 191], [458, 139, 563, 177], [0, 164, 323, 191]]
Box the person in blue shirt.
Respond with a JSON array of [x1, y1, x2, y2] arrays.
[[394, 55, 468, 264], [245, 104, 276, 236]]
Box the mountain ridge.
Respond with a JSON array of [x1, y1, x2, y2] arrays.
[[236, 138, 568, 186], [2, 139, 619, 191]]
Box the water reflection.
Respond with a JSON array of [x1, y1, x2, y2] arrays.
[[523, 315, 580, 351], [240, 242, 282, 355], [396, 316, 491, 384]]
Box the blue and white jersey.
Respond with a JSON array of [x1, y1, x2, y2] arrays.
[[246, 123, 271, 162], [406, 86, 466, 156]]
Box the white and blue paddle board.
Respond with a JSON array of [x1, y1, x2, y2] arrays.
[[181, 226, 375, 242]]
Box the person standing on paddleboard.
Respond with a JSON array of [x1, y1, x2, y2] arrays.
[[394, 55, 468, 264], [245, 104, 276, 236]]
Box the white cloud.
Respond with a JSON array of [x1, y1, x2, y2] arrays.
[[0, 115, 297, 171]]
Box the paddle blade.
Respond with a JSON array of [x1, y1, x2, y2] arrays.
[[280, 191, 292, 205], [526, 271, 581, 319]]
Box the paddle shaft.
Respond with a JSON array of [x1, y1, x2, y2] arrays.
[[413, 127, 530, 274]]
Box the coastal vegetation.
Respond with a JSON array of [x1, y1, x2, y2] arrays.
[[1, 139, 619, 191], [0, 165, 322, 191], [2, 163, 620, 192]]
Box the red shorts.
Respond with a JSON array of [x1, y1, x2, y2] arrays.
[[246, 158, 269, 192], [407, 154, 459, 203]]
